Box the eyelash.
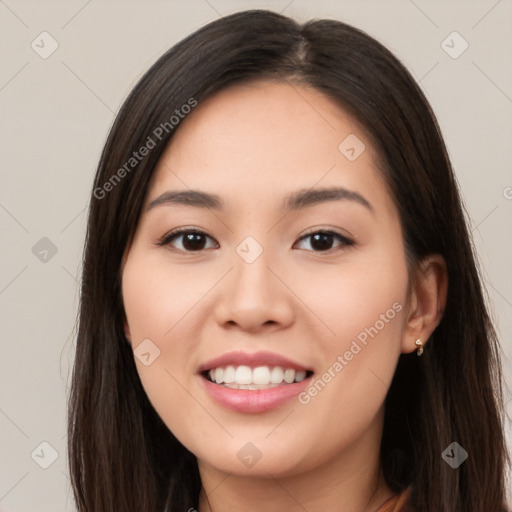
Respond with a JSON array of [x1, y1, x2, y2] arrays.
[[156, 227, 355, 253]]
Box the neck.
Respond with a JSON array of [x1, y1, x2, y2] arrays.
[[197, 406, 394, 512]]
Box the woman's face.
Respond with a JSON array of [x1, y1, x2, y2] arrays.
[[122, 80, 411, 477]]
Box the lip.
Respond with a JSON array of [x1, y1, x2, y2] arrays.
[[197, 350, 314, 414], [199, 375, 313, 413], [197, 350, 313, 373]]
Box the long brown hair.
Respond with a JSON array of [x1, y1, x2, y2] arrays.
[[67, 9, 510, 511]]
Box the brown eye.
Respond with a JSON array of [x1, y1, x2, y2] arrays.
[[157, 229, 217, 252], [294, 230, 354, 252]]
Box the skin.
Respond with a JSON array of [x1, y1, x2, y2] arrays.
[[121, 80, 447, 512]]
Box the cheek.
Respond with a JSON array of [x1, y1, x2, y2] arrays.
[[296, 244, 408, 351], [122, 247, 216, 344], [121, 248, 228, 438], [294, 244, 408, 419]]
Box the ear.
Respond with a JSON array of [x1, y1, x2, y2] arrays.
[[401, 254, 448, 354]]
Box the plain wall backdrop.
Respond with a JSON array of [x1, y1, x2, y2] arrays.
[[1, 0, 511, 510]]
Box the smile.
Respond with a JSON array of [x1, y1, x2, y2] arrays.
[[197, 351, 315, 413], [203, 365, 313, 389]]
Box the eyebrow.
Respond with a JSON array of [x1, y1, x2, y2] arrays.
[[146, 186, 374, 213]]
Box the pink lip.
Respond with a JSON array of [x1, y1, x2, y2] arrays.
[[197, 351, 314, 414], [197, 350, 312, 372], [199, 376, 313, 413]]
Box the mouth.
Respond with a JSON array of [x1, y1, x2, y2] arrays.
[[201, 365, 315, 390], [197, 351, 315, 413]]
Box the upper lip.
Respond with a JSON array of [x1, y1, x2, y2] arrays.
[[197, 351, 313, 373]]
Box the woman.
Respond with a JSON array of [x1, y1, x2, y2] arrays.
[[67, 9, 510, 512]]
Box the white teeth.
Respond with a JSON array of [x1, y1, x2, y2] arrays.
[[205, 365, 310, 386], [295, 370, 306, 382], [223, 365, 235, 384], [283, 369, 295, 383], [234, 365, 252, 385], [223, 383, 281, 390], [214, 368, 224, 384], [252, 366, 271, 385], [270, 367, 284, 383]]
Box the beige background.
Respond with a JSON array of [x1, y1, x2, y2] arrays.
[[1, 0, 511, 510]]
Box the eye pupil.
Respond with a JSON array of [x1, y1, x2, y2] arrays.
[[183, 232, 206, 251], [310, 232, 334, 251]]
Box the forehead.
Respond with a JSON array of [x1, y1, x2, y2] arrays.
[[146, 80, 392, 216]]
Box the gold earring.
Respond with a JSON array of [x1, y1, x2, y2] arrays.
[[415, 338, 423, 356]]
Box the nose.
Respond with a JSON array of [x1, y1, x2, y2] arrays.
[[213, 246, 295, 333]]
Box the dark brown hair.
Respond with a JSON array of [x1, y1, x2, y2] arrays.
[[68, 9, 510, 512]]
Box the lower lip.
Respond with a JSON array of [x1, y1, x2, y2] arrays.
[[199, 375, 312, 413]]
